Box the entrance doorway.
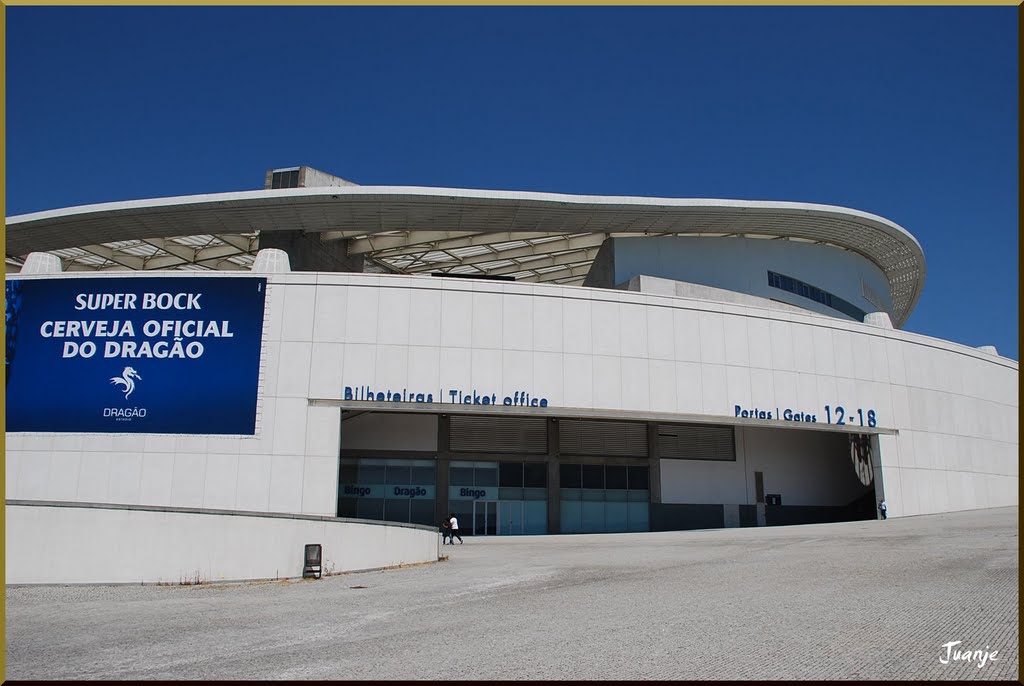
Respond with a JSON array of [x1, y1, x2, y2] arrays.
[[471, 500, 524, 535], [472, 500, 496, 535], [499, 500, 523, 535]]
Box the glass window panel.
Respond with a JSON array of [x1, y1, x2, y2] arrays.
[[582, 464, 604, 489], [628, 466, 649, 491], [628, 489, 650, 502], [627, 501, 650, 531], [339, 463, 359, 485], [605, 465, 628, 489], [473, 503, 487, 536], [498, 487, 524, 500], [337, 498, 358, 518], [485, 501, 497, 536], [559, 488, 582, 501], [605, 490, 628, 502], [409, 499, 435, 527], [765, 270, 865, 320], [522, 487, 547, 501], [384, 498, 409, 523], [450, 501, 473, 532], [407, 459, 436, 467], [385, 465, 411, 485], [581, 489, 606, 501], [523, 462, 547, 488], [560, 464, 582, 489], [560, 500, 582, 534], [499, 462, 523, 488], [523, 501, 548, 535], [411, 465, 436, 485], [359, 465, 385, 485], [580, 502, 605, 533], [605, 501, 629, 533], [474, 467, 498, 487], [450, 467, 475, 486], [357, 498, 384, 521]]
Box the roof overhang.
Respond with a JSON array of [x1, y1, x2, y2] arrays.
[[5, 186, 926, 326]]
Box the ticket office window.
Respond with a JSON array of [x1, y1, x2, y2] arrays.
[[559, 463, 650, 533], [498, 461, 548, 501], [448, 500, 475, 535], [338, 458, 437, 526], [448, 462, 498, 536], [450, 461, 498, 488], [454, 460, 546, 499], [448, 461, 548, 535]]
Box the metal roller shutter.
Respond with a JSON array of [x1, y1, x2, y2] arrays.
[[658, 424, 735, 461], [449, 415, 548, 454], [559, 419, 648, 457]]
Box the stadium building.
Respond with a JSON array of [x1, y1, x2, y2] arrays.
[[5, 166, 1018, 583]]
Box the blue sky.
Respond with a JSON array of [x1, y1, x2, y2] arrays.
[[6, 7, 1018, 359]]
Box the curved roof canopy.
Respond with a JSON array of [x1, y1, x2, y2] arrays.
[[6, 186, 925, 326]]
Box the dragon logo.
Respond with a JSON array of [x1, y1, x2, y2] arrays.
[[110, 366, 142, 399], [849, 434, 874, 487]]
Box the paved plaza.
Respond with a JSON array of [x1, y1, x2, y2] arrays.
[[5, 507, 1018, 680]]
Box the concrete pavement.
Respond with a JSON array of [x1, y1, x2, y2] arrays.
[[5, 506, 1018, 680]]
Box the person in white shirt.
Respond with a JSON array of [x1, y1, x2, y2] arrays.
[[878, 499, 888, 520], [448, 513, 463, 544]]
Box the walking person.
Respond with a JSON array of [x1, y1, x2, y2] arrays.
[[449, 512, 463, 544], [440, 517, 452, 545], [878, 499, 888, 520]]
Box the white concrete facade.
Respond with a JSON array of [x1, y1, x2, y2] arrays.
[[7, 177, 1013, 585], [5, 502, 439, 585], [608, 236, 894, 321], [7, 270, 1017, 526]]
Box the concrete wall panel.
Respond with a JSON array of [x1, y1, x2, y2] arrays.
[[6, 272, 1018, 533], [6, 504, 437, 585]]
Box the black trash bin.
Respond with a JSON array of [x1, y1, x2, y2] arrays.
[[303, 544, 322, 579]]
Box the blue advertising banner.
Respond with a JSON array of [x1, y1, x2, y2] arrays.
[[6, 276, 267, 434]]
